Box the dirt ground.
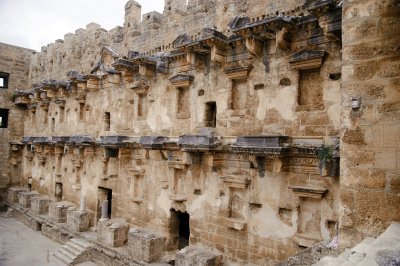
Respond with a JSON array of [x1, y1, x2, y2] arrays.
[[0, 215, 62, 266]]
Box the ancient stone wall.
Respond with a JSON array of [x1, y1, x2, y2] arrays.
[[0, 43, 34, 200], [2, 0, 399, 265], [339, 0, 400, 247]]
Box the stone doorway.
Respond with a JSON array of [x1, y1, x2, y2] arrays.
[[98, 187, 112, 219], [170, 209, 190, 250]]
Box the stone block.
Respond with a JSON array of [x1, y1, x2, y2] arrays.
[[97, 218, 129, 247], [7, 187, 25, 203], [128, 227, 166, 263], [18, 191, 39, 208], [67, 208, 92, 232], [30, 196, 52, 215], [175, 246, 223, 266], [48, 201, 75, 223]]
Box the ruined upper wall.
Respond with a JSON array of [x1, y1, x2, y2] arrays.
[[29, 0, 308, 84]]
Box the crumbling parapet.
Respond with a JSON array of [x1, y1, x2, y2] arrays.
[[18, 191, 39, 208], [30, 195, 52, 215], [7, 187, 25, 203], [175, 246, 223, 266], [48, 201, 75, 223], [128, 227, 166, 263], [97, 218, 130, 247], [67, 208, 93, 232]]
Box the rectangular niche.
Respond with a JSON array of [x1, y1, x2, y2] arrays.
[[132, 175, 144, 202], [230, 80, 247, 111], [176, 87, 190, 119], [297, 68, 323, 111], [204, 101, 216, 128], [104, 112, 111, 131], [137, 93, 148, 118]]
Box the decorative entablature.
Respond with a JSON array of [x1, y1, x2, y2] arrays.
[[172, 28, 229, 66], [129, 53, 168, 77], [67, 135, 94, 147], [40, 80, 69, 100], [231, 136, 290, 157], [13, 90, 32, 107], [139, 136, 169, 150], [169, 74, 194, 88], [178, 135, 220, 152], [96, 135, 130, 148], [288, 49, 325, 70], [289, 184, 327, 198], [112, 59, 139, 82], [229, 15, 295, 40]]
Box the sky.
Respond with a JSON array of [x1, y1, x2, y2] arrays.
[[0, 0, 164, 51]]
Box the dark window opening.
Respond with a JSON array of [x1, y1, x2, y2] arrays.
[[205, 101, 216, 128], [105, 148, 118, 158], [0, 108, 9, 128], [104, 112, 110, 131], [0, 72, 10, 88], [170, 209, 190, 250]]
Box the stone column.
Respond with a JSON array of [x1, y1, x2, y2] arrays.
[[80, 194, 86, 212], [100, 200, 109, 221]]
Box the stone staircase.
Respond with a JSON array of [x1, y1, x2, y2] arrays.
[[313, 222, 400, 266], [54, 238, 93, 265]]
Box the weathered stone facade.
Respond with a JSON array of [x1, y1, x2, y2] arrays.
[[0, 43, 34, 204], [1, 0, 399, 265]]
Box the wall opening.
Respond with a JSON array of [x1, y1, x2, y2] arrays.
[[0, 72, 10, 88], [137, 93, 147, 117], [205, 101, 216, 127], [298, 68, 323, 110], [55, 182, 63, 202], [105, 148, 118, 158], [104, 112, 110, 131], [176, 87, 190, 118], [170, 209, 190, 250], [79, 103, 86, 121], [98, 187, 112, 219], [231, 80, 247, 110], [0, 108, 9, 128], [51, 118, 55, 132]]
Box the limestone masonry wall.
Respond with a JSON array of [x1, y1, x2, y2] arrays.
[[1, 0, 399, 265], [0, 43, 34, 200]]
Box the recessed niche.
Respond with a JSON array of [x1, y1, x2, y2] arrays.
[[254, 83, 264, 90], [329, 73, 341, 80], [279, 77, 291, 86], [198, 89, 204, 96]]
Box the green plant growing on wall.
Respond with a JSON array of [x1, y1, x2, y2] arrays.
[[317, 145, 334, 176]]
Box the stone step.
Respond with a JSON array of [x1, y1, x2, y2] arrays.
[[67, 241, 87, 253], [63, 243, 83, 257], [58, 247, 77, 261], [313, 256, 347, 266], [351, 237, 374, 254], [54, 250, 74, 265], [70, 238, 92, 249]]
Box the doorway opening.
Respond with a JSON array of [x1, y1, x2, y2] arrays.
[[98, 187, 112, 219], [170, 209, 190, 250], [205, 101, 216, 127]]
